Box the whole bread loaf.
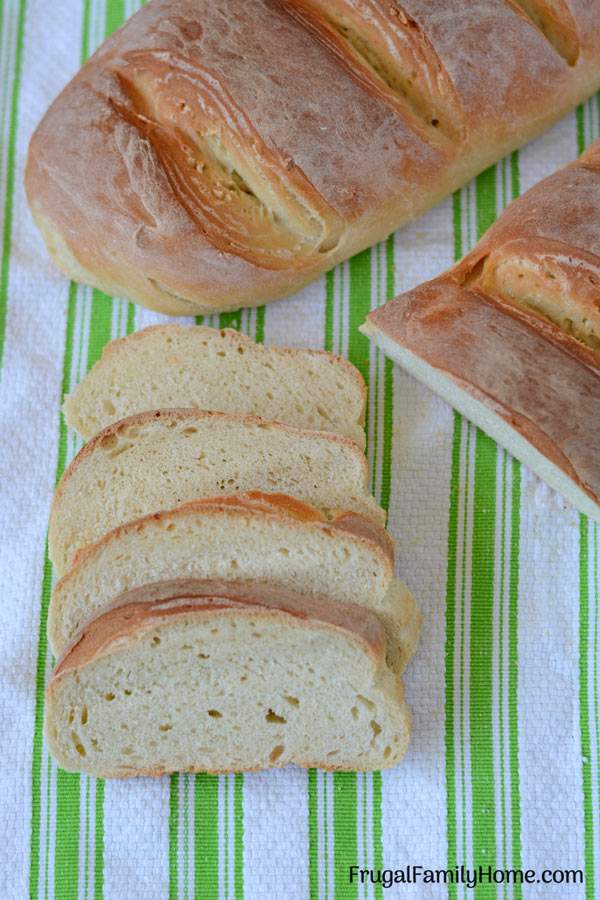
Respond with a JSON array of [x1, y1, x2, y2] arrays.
[[45, 583, 410, 776], [49, 409, 385, 575], [25, 0, 600, 315], [361, 139, 600, 522], [62, 324, 366, 446], [49, 491, 420, 668]]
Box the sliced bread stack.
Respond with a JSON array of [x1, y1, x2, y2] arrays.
[[45, 325, 420, 777]]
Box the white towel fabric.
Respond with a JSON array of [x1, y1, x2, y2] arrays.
[[1, 1, 599, 898]]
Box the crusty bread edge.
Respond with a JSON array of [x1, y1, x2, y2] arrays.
[[361, 321, 600, 523], [48, 495, 396, 656]]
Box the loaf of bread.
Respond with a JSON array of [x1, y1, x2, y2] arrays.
[[49, 491, 420, 669], [361, 139, 600, 522], [49, 409, 385, 575], [45, 581, 410, 775], [26, 0, 600, 315], [63, 324, 366, 446]]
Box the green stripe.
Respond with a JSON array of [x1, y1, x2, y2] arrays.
[[87, 291, 114, 367], [469, 429, 498, 877], [54, 769, 80, 900], [0, 0, 27, 369], [333, 773, 358, 900], [194, 775, 219, 900], [105, 0, 125, 36], [168, 774, 180, 900]]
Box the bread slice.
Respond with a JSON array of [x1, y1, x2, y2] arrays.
[[45, 582, 411, 776], [48, 491, 420, 669], [62, 325, 366, 447], [48, 410, 384, 576]]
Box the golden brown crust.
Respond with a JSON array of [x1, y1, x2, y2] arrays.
[[25, 0, 600, 315], [365, 272, 600, 508], [53, 581, 388, 676], [59, 491, 394, 599]]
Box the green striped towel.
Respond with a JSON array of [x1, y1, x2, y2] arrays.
[[1, 1, 599, 897]]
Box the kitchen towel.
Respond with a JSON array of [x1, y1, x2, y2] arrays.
[[1, 1, 599, 898]]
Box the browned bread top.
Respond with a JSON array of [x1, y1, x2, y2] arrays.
[[26, 0, 600, 314], [54, 577, 389, 676]]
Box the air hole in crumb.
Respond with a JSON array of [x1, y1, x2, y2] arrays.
[[384, 746, 392, 759], [269, 745, 284, 763], [124, 689, 132, 696], [279, 547, 289, 557], [159, 724, 173, 732], [80, 706, 88, 725], [71, 732, 86, 757], [327, 750, 339, 757], [68, 708, 75, 725], [151, 636, 161, 646], [122, 747, 134, 756], [104, 693, 115, 701], [357, 694, 375, 711], [230, 559, 239, 570], [198, 653, 210, 659], [284, 696, 299, 707], [351, 706, 359, 720], [370, 720, 382, 736], [182, 427, 198, 436], [208, 709, 222, 718], [266, 709, 286, 724]]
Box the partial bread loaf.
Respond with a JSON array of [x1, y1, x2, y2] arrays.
[[62, 325, 366, 446], [49, 491, 420, 668], [45, 584, 410, 776], [49, 409, 385, 575], [25, 0, 600, 315], [361, 139, 600, 522]]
